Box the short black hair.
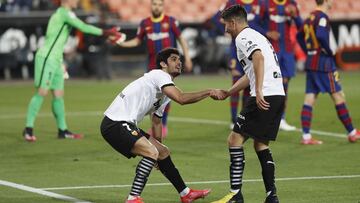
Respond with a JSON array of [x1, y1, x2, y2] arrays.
[[156, 47, 180, 69], [315, 0, 324, 5], [221, 4, 247, 22]]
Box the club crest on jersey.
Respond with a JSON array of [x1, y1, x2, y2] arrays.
[[131, 130, 138, 136], [162, 22, 169, 30]]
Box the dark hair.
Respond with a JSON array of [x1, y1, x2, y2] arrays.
[[315, 0, 324, 5], [156, 47, 180, 69], [221, 4, 247, 22]]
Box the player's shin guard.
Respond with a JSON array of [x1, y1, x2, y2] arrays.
[[335, 103, 354, 133], [52, 97, 67, 130], [229, 147, 245, 192], [257, 148, 276, 195], [158, 156, 187, 193], [301, 104, 312, 134], [25, 93, 44, 127], [130, 157, 156, 196]]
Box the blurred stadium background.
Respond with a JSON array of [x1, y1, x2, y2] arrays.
[[0, 0, 359, 79]]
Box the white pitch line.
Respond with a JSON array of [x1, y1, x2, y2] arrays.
[[39, 174, 360, 191], [0, 180, 92, 203], [0, 111, 347, 138]]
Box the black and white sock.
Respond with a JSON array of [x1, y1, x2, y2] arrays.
[[129, 157, 156, 197], [158, 156, 187, 194], [256, 148, 276, 195], [229, 147, 245, 192]]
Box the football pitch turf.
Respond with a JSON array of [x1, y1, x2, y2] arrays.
[[0, 72, 359, 203]]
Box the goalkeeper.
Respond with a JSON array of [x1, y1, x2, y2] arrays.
[[23, 0, 125, 142]]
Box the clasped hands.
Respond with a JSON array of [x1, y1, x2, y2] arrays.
[[210, 89, 229, 100]]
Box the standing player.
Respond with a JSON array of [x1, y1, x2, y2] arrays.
[[115, 0, 192, 137], [211, 5, 284, 203], [207, 0, 266, 129], [264, 0, 303, 131], [101, 48, 210, 203], [22, 0, 124, 142], [296, 0, 360, 144]]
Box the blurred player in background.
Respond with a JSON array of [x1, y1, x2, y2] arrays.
[[263, 0, 303, 131], [22, 0, 124, 142], [101, 48, 210, 203], [211, 5, 284, 203], [207, 0, 267, 129], [115, 0, 192, 138], [296, 0, 360, 144]]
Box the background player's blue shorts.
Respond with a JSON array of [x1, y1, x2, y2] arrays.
[[277, 51, 296, 78], [305, 70, 342, 94]]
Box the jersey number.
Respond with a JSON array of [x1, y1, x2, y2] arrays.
[[303, 24, 319, 49]]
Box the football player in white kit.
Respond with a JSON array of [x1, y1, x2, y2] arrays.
[[101, 48, 211, 203], [211, 5, 285, 203]]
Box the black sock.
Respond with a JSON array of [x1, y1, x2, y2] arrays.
[[229, 147, 245, 191], [257, 148, 276, 194], [130, 157, 156, 196], [158, 156, 187, 193]]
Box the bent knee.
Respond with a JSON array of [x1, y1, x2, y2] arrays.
[[144, 145, 159, 160], [157, 145, 170, 159]]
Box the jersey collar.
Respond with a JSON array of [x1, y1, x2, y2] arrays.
[[151, 13, 165, 23]]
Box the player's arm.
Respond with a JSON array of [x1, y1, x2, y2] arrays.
[[162, 86, 211, 105], [316, 18, 333, 56], [116, 37, 141, 47], [227, 74, 250, 95], [151, 114, 162, 142], [296, 28, 307, 53], [177, 36, 193, 72], [62, 9, 102, 36], [251, 50, 270, 110]]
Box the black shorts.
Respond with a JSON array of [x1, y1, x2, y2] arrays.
[[100, 116, 150, 159], [233, 95, 285, 141]]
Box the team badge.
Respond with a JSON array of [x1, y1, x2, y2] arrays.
[[162, 23, 169, 30], [131, 130, 139, 136]]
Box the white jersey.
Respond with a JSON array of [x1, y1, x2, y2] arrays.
[[104, 70, 173, 125], [235, 27, 285, 96]]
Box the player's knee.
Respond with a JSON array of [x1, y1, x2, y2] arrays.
[[227, 131, 244, 147], [144, 145, 159, 160], [37, 88, 48, 96], [254, 140, 269, 151], [157, 145, 170, 159]]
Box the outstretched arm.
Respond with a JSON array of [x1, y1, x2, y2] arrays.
[[162, 86, 210, 105], [116, 37, 141, 48]]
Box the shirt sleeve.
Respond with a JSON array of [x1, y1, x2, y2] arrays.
[[235, 32, 261, 60], [316, 16, 333, 55], [170, 17, 181, 38], [136, 20, 146, 40], [61, 8, 102, 36], [153, 71, 174, 90]]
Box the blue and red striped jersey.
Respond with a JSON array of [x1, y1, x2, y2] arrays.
[[137, 14, 181, 70], [265, 0, 302, 53], [297, 10, 335, 72]]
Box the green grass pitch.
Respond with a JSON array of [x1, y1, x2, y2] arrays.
[[0, 72, 359, 203]]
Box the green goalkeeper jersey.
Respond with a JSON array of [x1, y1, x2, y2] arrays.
[[37, 7, 102, 60]]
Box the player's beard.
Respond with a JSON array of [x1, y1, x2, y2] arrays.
[[152, 10, 162, 18]]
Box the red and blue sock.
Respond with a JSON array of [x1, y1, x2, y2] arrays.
[[335, 103, 354, 133], [301, 104, 312, 134]]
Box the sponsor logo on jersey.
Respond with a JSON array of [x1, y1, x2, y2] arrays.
[[162, 22, 169, 30], [131, 130, 139, 136], [273, 71, 282, 78], [147, 32, 170, 41]]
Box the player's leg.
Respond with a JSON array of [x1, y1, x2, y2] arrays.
[[254, 140, 279, 203], [331, 91, 360, 142], [212, 131, 246, 203], [300, 71, 323, 144], [51, 66, 82, 139], [23, 55, 51, 142], [279, 53, 296, 131], [100, 118, 157, 203], [147, 134, 210, 203]]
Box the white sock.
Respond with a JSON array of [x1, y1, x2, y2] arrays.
[[127, 195, 136, 200], [349, 129, 357, 136], [302, 133, 311, 140], [180, 187, 190, 197]]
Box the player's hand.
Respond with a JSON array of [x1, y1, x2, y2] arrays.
[[266, 31, 280, 41], [102, 26, 121, 37], [108, 32, 127, 45], [184, 58, 193, 72], [256, 91, 270, 110], [210, 89, 228, 100], [285, 4, 298, 17]]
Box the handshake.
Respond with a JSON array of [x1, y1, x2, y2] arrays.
[[210, 89, 229, 100], [102, 27, 127, 45]]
